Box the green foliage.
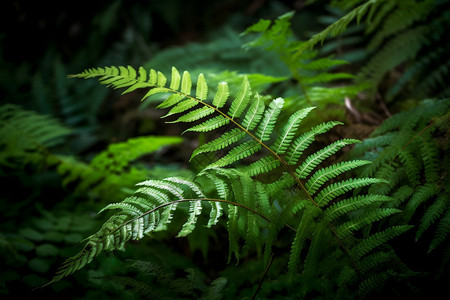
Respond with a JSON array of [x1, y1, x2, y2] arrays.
[[353, 99, 450, 253], [0, 206, 102, 292], [56, 135, 184, 201], [325, 0, 450, 102], [107, 259, 227, 299], [3, 3, 448, 298], [0, 104, 72, 170], [45, 65, 415, 298], [242, 11, 365, 114], [301, 0, 383, 52], [0, 104, 184, 202]]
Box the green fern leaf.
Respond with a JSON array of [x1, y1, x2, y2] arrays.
[[288, 204, 320, 280], [336, 208, 401, 239], [170, 107, 215, 123], [350, 225, 413, 259], [211, 141, 261, 168], [255, 97, 284, 142], [315, 178, 388, 207], [228, 76, 252, 119], [184, 115, 230, 133], [416, 194, 447, 242], [273, 107, 315, 155], [242, 156, 281, 177], [241, 93, 265, 131], [403, 183, 437, 222], [196, 73, 208, 100], [296, 139, 360, 179], [306, 160, 372, 194], [62, 64, 407, 294], [164, 99, 199, 117], [285, 121, 342, 166], [324, 195, 392, 221], [429, 207, 450, 252], [170, 66, 181, 90], [156, 94, 185, 109], [302, 220, 328, 282], [212, 81, 229, 108], [0, 104, 71, 168], [190, 128, 245, 160], [357, 271, 390, 299]]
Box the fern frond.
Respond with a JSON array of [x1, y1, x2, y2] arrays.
[[0, 104, 71, 168], [272, 107, 315, 155], [241, 93, 265, 131], [296, 139, 360, 179], [306, 160, 372, 194], [357, 25, 428, 92], [288, 204, 321, 279], [297, 0, 382, 52], [71, 66, 366, 209], [316, 178, 388, 207], [62, 64, 405, 295], [336, 208, 401, 239], [353, 98, 449, 258], [403, 183, 437, 223], [90, 136, 183, 174], [285, 121, 343, 166], [367, 0, 434, 51], [429, 207, 450, 253], [324, 195, 392, 221], [350, 225, 413, 259], [416, 194, 448, 242], [255, 97, 284, 142], [46, 168, 281, 286], [228, 76, 252, 119]]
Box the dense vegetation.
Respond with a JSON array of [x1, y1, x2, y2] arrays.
[[1, 1, 448, 299]]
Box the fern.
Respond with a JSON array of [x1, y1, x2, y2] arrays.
[[353, 99, 450, 253], [0, 104, 71, 170], [242, 11, 365, 115], [0, 104, 183, 202], [329, 0, 450, 101], [44, 64, 412, 299], [298, 0, 384, 52], [302, 0, 450, 103]]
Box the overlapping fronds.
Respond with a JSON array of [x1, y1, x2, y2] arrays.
[[242, 11, 365, 111], [0, 105, 182, 201], [55, 136, 183, 201], [46, 64, 411, 296], [353, 99, 450, 252], [332, 0, 448, 101], [46, 172, 281, 285], [303, 0, 449, 101], [297, 0, 384, 53]]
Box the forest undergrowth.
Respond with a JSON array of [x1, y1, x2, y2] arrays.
[[1, 1, 448, 299]]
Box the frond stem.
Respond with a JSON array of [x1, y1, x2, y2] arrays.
[[251, 253, 274, 300], [165, 88, 319, 207], [115, 198, 297, 235]]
